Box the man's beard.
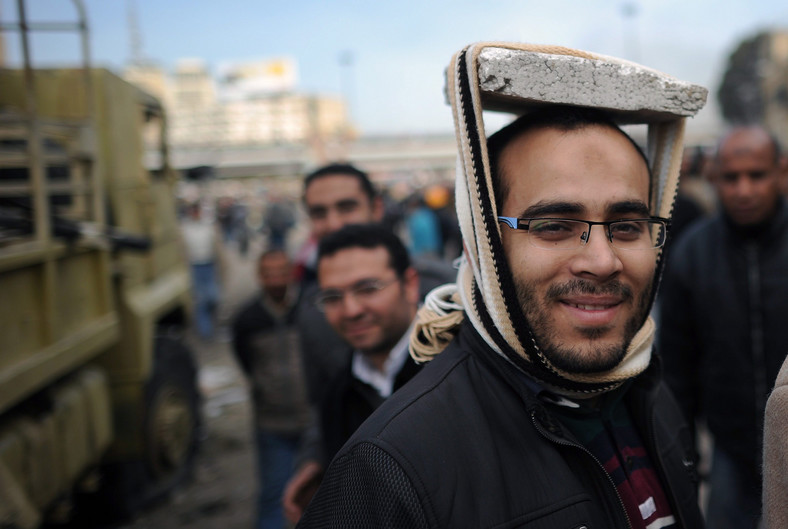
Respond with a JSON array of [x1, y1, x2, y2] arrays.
[[514, 277, 652, 374]]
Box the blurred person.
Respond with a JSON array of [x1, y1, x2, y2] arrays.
[[296, 163, 454, 405], [216, 196, 236, 242], [181, 202, 222, 339], [670, 148, 706, 240], [282, 163, 388, 523], [680, 145, 718, 215], [405, 192, 442, 258], [425, 184, 463, 261], [231, 198, 250, 256], [763, 355, 788, 529], [297, 98, 703, 528], [296, 163, 387, 406], [283, 163, 455, 522], [262, 194, 296, 251], [659, 125, 788, 529], [231, 249, 310, 529], [284, 224, 422, 522], [380, 186, 405, 234]]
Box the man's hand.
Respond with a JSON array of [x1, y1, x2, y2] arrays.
[[283, 460, 324, 524]]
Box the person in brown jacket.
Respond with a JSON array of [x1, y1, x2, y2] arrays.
[[763, 355, 788, 528]]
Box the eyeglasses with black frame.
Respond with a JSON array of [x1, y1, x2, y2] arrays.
[[497, 216, 670, 250], [313, 278, 399, 312]]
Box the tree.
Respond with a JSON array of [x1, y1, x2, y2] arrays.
[[717, 32, 769, 125]]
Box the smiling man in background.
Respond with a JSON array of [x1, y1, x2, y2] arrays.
[[285, 223, 422, 521], [284, 163, 455, 522]]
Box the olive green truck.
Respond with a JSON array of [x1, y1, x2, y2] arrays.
[[0, 3, 200, 527]]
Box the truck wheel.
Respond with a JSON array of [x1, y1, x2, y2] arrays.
[[74, 332, 201, 523], [142, 333, 202, 490]]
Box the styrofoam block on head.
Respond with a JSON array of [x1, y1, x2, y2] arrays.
[[477, 47, 707, 121]]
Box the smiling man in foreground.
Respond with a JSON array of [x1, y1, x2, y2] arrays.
[[297, 43, 707, 528]]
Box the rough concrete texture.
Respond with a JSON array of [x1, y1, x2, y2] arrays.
[[478, 47, 707, 119]]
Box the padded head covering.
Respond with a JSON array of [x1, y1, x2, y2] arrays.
[[411, 42, 707, 397]]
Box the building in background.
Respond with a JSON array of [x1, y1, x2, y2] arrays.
[[123, 56, 352, 150], [124, 61, 169, 104], [219, 58, 298, 99], [168, 59, 222, 147]]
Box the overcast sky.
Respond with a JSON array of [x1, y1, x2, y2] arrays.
[[3, 0, 787, 137]]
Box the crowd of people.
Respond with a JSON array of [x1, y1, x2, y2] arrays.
[[179, 43, 788, 529]]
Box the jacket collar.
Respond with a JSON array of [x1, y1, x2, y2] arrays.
[[722, 197, 787, 242]]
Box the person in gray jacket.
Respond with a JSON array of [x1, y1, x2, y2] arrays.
[[231, 249, 310, 529]]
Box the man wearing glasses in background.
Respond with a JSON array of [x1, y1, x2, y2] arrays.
[[297, 41, 707, 528], [287, 223, 422, 518], [296, 163, 454, 407]]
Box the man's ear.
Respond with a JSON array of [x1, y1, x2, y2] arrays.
[[371, 196, 385, 222]]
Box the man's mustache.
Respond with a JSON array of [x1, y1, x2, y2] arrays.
[[545, 279, 633, 302]]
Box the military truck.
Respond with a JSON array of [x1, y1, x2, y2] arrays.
[[0, 2, 200, 526]]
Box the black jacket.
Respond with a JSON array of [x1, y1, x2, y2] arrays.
[[320, 353, 421, 464], [299, 321, 704, 528], [295, 277, 350, 406], [659, 200, 788, 487]]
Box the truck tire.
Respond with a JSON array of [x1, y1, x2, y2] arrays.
[[142, 333, 202, 494], [74, 332, 202, 523]]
